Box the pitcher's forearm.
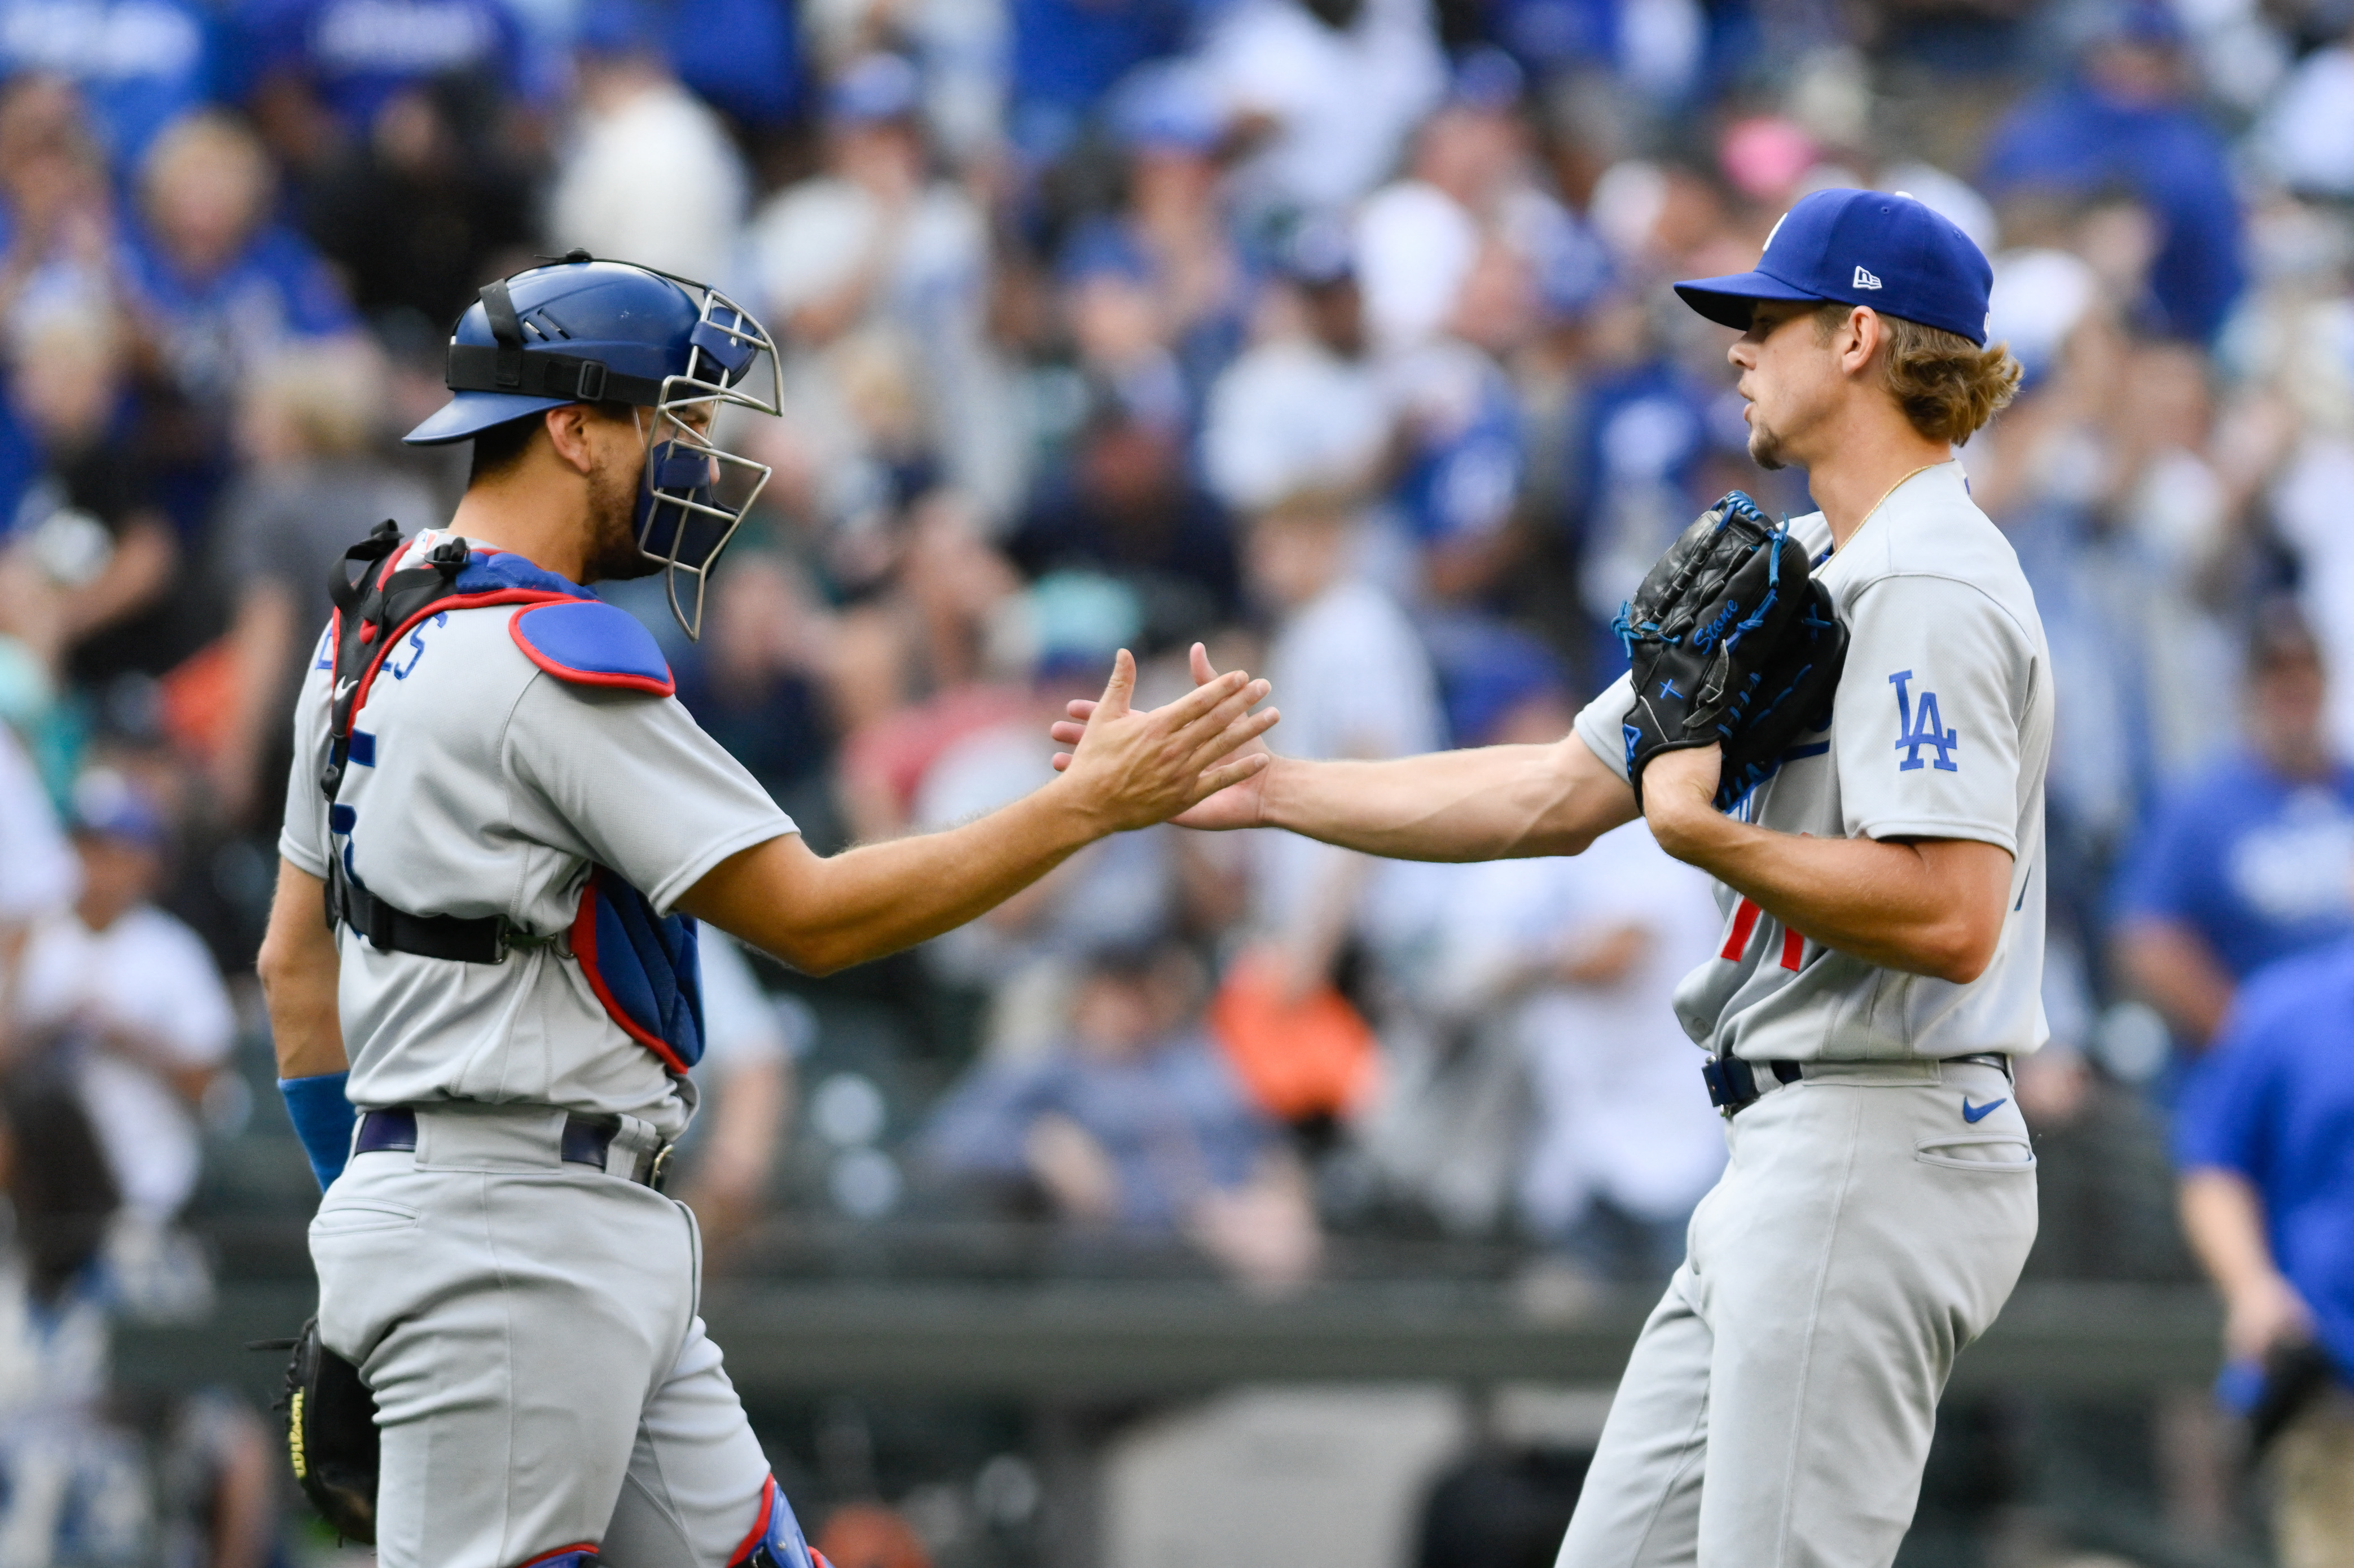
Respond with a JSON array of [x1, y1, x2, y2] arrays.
[[1259, 739, 1634, 862]]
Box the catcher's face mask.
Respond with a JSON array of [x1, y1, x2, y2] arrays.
[[629, 285, 782, 640]]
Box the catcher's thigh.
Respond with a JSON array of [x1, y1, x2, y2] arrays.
[[310, 1112, 775, 1568]]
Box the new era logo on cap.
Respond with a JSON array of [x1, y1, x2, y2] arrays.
[[1669, 188, 1993, 346]]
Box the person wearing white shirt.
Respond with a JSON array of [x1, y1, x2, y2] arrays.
[[10, 771, 230, 1223]]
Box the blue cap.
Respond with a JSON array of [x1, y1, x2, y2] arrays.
[[1110, 64, 1222, 153], [71, 767, 166, 851], [828, 54, 920, 125], [1673, 188, 1993, 346]]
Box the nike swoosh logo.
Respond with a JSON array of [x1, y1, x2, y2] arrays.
[[1962, 1097, 2008, 1123]]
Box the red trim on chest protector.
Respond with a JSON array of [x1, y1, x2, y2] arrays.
[[508, 600, 675, 696], [569, 886, 694, 1075], [342, 588, 577, 736]]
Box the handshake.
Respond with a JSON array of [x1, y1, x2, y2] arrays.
[[1046, 643, 1281, 834]]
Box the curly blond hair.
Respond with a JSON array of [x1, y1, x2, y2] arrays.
[[1815, 304, 2023, 446]]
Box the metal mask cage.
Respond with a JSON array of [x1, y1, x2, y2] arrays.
[[635, 281, 783, 640]]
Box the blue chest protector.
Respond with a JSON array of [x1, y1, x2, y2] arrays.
[[321, 522, 706, 1073]]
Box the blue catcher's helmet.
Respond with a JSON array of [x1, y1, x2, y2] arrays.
[[404, 251, 783, 639]]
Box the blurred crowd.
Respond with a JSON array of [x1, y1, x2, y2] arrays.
[[1, 0, 2353, 1553]]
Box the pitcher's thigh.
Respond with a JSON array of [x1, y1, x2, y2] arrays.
[[1556, 1271, 1713, 1568], [603, 1317, 780, 1566]]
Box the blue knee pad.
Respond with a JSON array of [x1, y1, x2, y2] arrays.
[[732, 1476, 820, 1568], [513, 1548, 598, 1568]]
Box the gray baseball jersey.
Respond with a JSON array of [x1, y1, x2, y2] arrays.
[[276, 530, 797, 1137], [1573, 460, 2053, 1062]]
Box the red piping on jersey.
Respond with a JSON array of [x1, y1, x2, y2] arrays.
[[1720, 898, 1763, 962], [728, 1475, 780, 1566], [508, 607, 676, 697], [515, 1545, 599, 1567], [569, 880, 695, 1075]]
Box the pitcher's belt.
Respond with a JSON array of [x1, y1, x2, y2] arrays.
[[353, 1106, 673, 1189], [1703, 1052, 2013, 1118]]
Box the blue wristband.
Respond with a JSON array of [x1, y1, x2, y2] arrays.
[[279, 1072, 356, 1192]]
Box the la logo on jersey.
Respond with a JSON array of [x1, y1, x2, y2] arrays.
[[1853, 265, 1883, 289], [1889, 670, 1958, 772]]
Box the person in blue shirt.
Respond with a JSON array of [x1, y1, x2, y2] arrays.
[[2176, 942, 2354, 1564], [1978, 0, 2244, 344], [239, 0, 548, 164], [920, 942, 1319, 1288], [2114, 621, 2354, 1050], [0, 0, 218, 172], [1007, 0, 1193, 164], [118, 110, 358, 408]]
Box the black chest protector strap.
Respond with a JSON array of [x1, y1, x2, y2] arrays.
[[319, 521, 510, 964]]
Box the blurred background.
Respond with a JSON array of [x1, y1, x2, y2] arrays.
[[0, 0, 2346, 1558]]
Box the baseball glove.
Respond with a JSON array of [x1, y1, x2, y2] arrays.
[[1615, 491, 1847, 811], [276, 1316, 379, 1543]]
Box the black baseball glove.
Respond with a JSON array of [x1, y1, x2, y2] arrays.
[[1615, 491, 1847, 811], [277, 1316, 379, 1543]]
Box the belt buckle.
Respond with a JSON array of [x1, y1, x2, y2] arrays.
[[647, 1142, 674, 1193]]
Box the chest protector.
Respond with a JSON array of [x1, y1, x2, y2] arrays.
[[319, 521, 706, 1074]]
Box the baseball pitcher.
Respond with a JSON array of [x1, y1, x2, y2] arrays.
[[1055, 188, 2047, 1566], [254, 254, 1278, 1568]]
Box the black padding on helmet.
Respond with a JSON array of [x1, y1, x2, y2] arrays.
[[446, 278, 667, 407]]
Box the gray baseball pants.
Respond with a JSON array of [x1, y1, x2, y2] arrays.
[[308, 1104, 774, 1568], [1557, 1057, 2038, 1568]]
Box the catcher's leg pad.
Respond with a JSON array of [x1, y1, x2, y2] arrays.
[[732, 1474, 825, 1568], [280, 1315, 380, 1543]]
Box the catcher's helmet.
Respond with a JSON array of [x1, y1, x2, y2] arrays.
[[404, 252, 783, 638]]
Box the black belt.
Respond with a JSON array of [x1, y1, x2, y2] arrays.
[[1703, 1051, 2013, 1117], [329, 877, 507, 964], [354, 1108, 666, 1187]]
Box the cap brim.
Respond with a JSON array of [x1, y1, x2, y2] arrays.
[[1671, 269, 1822, 331], [402, 390, 569, 446]]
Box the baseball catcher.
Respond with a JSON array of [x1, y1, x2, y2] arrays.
[[256, 253, 1278, 1567]]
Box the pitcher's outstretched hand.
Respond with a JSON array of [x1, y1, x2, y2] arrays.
[[1053, 644, 1277, 831], [1053, 648, 1279, 832]]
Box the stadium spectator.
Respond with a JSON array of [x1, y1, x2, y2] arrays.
[[2177, 935, 2354, 1566], [9, 767, 230, 1224], [1004, 0, 1190, 164], [544, 0, 749, 284], [748, 54, 1011, 530], [2113, 621, 2354, 1050], [241, 0, 547, 165], [1978, 0, 2245, 342], [1195, 0, 1446, 232], [118, 111, 359, 410], [208, 340, 436, 824], [0, 304, 183, 686], [921, 942, 1320, 1292], [0, 0, 215, 172]]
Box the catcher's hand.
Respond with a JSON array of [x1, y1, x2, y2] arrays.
[[1616, 492, 1847, 811], [278, 1316, 379, 1543]]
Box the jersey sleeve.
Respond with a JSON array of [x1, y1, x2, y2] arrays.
[[1571, 672, 1636, 783], [1833, 574, 2034, 852], [275, 622, 337, 880], [504, 677, 797, 916]]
